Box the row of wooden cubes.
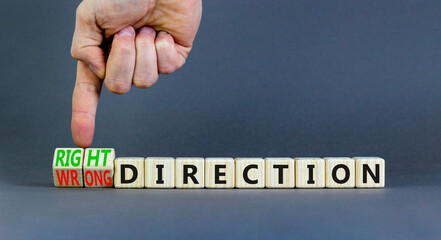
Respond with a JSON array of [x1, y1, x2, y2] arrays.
[[52, 148, 385, 188]]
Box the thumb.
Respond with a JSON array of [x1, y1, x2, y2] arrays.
[[71, 1, 106, 79]]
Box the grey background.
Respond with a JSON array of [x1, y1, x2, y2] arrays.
[[1, 0, 440, 239]]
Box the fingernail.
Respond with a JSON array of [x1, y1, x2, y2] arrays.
[[89, 64, 99, 76], [140, 27, 154, 34], [117, 26, 134, 37], [157, 31, 168, 37]]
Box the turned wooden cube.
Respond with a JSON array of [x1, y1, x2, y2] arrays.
[[52, 148, 84, 187], [83, 148, 115, 187]]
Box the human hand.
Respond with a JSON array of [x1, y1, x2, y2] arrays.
[[70, 0, 202, 147]]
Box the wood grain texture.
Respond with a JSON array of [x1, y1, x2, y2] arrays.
[[325, 157, 355, 188], [145, 157, 175, 188], [354, 157, 385, 188], [235, 158, 265, 188], [52, 148, 84, 187], [205, 158, 235, 188], [175, 158, 205, 188], [295, 158, 325, 188], [83, 148, 115, 187], [114, 157, 145, 188], [265, 158, 295, 188]]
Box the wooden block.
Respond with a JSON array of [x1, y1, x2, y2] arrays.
[[235, 158, 265, 188], [265, 158, 295, 188], [205, 158, 235, 188], [145, 157, 175, 188], [325, 157, 355, 188], [175, 158, 204, 188], [295, 158, 325, 188], [114, 157, 145, 188], [52, 148, 84, 187], [354, 157, 385, 188], [83, 148, 115, 187]]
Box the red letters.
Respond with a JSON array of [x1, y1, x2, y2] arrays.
[[56, 170, 80, 186], [84, 170, 113, 187]]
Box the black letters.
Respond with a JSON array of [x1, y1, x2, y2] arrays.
[[332, 164, 350, 184], [156, 164, 164, 184], [183, 165, 199, 184], [121, 164, 138, 184], [215, 165, 227, 184], [307, 164, 315, 184], [273, 164, 289, 184], [363, 164, 380, 183], [243, 164, 258, 184]]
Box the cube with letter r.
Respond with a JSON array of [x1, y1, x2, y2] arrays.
[[52, 148, 84, 187]]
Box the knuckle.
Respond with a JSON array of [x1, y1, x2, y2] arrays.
[[105, 78, 131, 94], [75, 81, 100, 94], [133, 73, 158, 88], [116, 45, 133, 55], [159, 64, 179, 75], [71, 47, 80, 60]]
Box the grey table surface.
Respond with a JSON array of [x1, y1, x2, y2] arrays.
[[1, 0, 441, 239]]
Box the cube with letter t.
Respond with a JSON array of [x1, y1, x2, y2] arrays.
[[52, 148, 84, 187], [114, 157, 145, 188]]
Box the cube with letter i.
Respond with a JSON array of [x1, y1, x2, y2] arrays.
[[83, 148, 115, 187], [145, 157, 175, 188], [295, 158, 325, 188], [52, 148, 84, 187], [354, 157, 385, 188]]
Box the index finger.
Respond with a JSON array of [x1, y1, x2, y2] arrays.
[[71, 61, 103, 148]]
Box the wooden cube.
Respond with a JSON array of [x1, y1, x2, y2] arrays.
[[205, 158, 235, 188], [265, 158, 295, 188], [295, 158, 325, 188], [114, 157, 145, 188], [175, 158, 204, 188], [52, 148, 84, 187], [83, 148, 115, 187], [354, 157, 385, 188], [325, 157, 355, 188], [145, 157, 175, 188], [235, 158, 265, 188]]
